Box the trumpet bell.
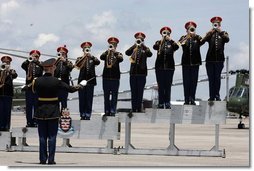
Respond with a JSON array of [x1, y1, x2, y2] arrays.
[[162, 31, 168, 37], [136, 39, 143, 46], [108, 44, 114, 50], [0, 64, 6, 70], [28, 57, 33, 62], [213, 23, 219, 29], [84, 48, 91, 53]]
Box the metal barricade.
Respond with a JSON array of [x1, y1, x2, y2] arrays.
[[10, 115, 120, 154], [117, 101, 227, 157]]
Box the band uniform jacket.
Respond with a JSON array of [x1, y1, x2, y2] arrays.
[[21, 60, 43, 85], [153, 39, 179, 70], [54, 60, 73, 84], [32, 73, 77, 120], [179, 34, 205, 66], [100, 51, 123, 80], [201, 30, 230, 62], [0, 69, 18, 97], [125, 44, 152, 76], [76, 55, 100, 85]]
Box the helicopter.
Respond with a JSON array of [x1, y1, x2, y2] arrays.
[[226, 69, 249, 129]]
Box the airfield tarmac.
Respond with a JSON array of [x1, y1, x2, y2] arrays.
[[0, 113, 250, 167]]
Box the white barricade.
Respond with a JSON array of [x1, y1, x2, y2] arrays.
[[3, 101, 227, 157], [10, 115, 120, 154], [0, 131, 11, 151], [117, 101, 227, 157]]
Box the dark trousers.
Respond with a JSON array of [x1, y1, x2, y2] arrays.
[[206, 62, 224, 100], [37, 119, 59, 163], [0, 96, 12, 131], [103, 79, 120, 115], [58, 89, 68, 109], [78, 85, 94, 118], [182, 65, 199, 103], [130, 75, 146, 112], [155, 69, 174, 108], [25, 89, 38, 125]]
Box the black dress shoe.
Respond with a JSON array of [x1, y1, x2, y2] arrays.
[[190, 100, 196, 105], [157, 104, 164, 109], [0, 128, 9, 131], [48, 161, 56, 165], [215, 97, 221, 101], [80, 116, 86, 120], [40, 161, 46, 164], [102, 115, 107, 122], [184, 101, 189, 105]]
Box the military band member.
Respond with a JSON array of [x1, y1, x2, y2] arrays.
[[75, 42, 100, 120], [0, 56, 17, 131], [100, 37, 123, 117], [21, 50, 43, 127], [201, 16, 230, 101], [153, 27, 179, 109], [179, 21, 205, 105], [125, 32, 152, 112], [32, 58, 81, 164], [54, 45, 74, 109]]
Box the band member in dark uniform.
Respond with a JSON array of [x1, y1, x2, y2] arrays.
[[0, 56, 17, 131], [21, 50, 43, 127], [54, 45, 74, 109], [75, 42, 100, 120], [32, 58, 81, 164], [201, 16, 230, 101], [178, 21, 205, 105], [125, 32, 152, 112], [100, 37, 123, 117], [153, 27, 179, 109]]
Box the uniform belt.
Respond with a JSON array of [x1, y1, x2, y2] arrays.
[[38, 97, 58, 101]]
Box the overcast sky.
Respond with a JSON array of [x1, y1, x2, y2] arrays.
[[0, 0, 249, 111]]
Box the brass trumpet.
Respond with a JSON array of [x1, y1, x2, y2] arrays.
[[200, 29, 216, 42], [213, 23, 219, 29], [75, 54, 88, 69], [129, 46, 139, 63], [0, 64, 8, 88], [158, 38, 165, 55], [177, 34, 191, 46], [84, 48, 91, 53], [162, 31, 168, 37], [188, 26, 196, 34], [108, 44, 114, 51], [55, 53, 67, 66], [136, 39, 143, 46], [0, 63, 6, 70], [54, 57, 62, 66], [28, 56, 33, 62]]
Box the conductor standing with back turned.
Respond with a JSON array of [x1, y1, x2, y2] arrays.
[[32, 58, 81, 165]]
